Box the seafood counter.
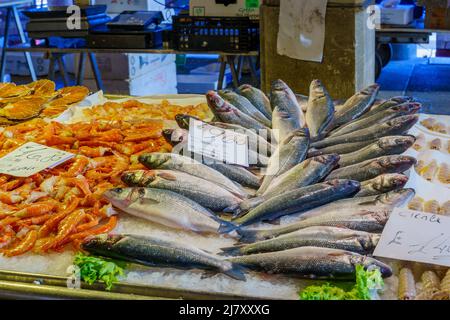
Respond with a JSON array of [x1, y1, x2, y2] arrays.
[[0, 79, 449, 300]]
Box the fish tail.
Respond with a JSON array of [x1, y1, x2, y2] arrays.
[[222, 203, 240, 214], [218, 221, 239, 234], [218, 244, 245, 257], [236, 228, 260, 243], [222, 263, 247, 281]]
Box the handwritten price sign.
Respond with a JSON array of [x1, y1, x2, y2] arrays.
[[188, 119, 249, 167], [374, 208, 450, 267], [0, 142, 74, 177]]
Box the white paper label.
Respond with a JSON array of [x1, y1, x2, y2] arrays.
[[0, 142, 75, 177], [187, 119, 249, 167], [374, 208, 450, 267]]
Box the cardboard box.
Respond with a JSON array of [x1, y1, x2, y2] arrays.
[[379, 5, 415, 25], [177, 73, 219, 94], [1, 52, 55, 76], [65, 53, 176, 80], [84, 61, 178, 95], [94, 0, 165, 13], [189, 0, 261, 19]]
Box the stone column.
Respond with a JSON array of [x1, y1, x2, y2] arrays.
[[260, 0, 375, 99]]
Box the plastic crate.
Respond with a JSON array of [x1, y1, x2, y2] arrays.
[[173, 16, 259, 53]]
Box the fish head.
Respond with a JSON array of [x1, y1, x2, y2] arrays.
[[380, 174, 409, 189], [283, 128, 310, 144], [175, 114, 199, 130], [351, 255, 392, 278], [103, 187, 144, 209], [272, 106, 292, 120], [387, 115, 419, 131], [162, 129, 187, 146], [238, 84, 252, 93], [378, 135, 416, 151], [314, 153, 340, 167], [357, 233, 381, 251], [138, 153, 170, 169], [363, 84, 380, 96], [121, 170, 148, 186], [206, 91, 232, 113], [271, 79, 289, 92], [377, 188, 415, 207], [82, 234, 124, 252], [379, 155, 416, 171], [309, 79, 326, 98]]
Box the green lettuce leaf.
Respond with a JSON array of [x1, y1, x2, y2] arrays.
[[73, 253, 126, 290]]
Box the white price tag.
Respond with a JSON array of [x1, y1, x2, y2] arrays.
[[0, 142, 75, 177], [187, 119, 249, 167], [374, 208, 450, 267]]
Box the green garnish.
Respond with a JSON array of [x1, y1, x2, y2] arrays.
[[73, 253, 126, 290], [299, 265, 384, 300]]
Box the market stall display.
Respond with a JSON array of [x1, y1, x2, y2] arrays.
[[0, 80, 89, 126], [0, 78, 447, 300]]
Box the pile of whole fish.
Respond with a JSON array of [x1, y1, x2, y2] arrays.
[[83, 80, 422, 282]]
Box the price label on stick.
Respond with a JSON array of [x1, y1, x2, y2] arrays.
[[0, 142, 75, 177], [374, 208, 450, 267], [188, 119, 249, 167]]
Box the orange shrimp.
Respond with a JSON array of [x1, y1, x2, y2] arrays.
[[69, 215, 117, 241], [0, 216, 20, 227], [14, 201, 58, 218], [43, 209, 85, 250], [0, 175, 9, 187], [17, 213, 54, 226], [78, 146, 111, 158], [38, 196, 80, 238], [0, 190, 23, 205], [66, 175, 91, 196], [64, 156, 90, 177], [1, 230, 38, 257], [0, 178, 24, 192], [75, 215, 99, 232]]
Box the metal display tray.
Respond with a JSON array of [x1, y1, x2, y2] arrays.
[[0, 270, 270, 300]]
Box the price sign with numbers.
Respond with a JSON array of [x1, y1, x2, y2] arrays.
[[374, 208, 450, 267], [0, 142, 74, 177], [188, 119, 249, 167]]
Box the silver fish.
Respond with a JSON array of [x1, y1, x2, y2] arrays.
[[103, 188, 233, 233], [271, 80, 304, 142], [305, 80, 334, 138], [238, 84, 272, 120], [227, 246, 392, 279], [326, 155, 416, 182], [356, 174, 409, 197], [338, 135, 416, 167], [121, 170, 242, 211], [307, 140, 377, 157], [263, 154, 340, 197], [295, 188, 415, 221], [363, 96, 416, 118], [237, 207, 392, 242], [162, 128, 189, 147], [311, 115, 419, 149], [330, 84, 380, 128], [205, 161, 261, 189], [206, 91, 268, 131], [258, 129, 310, 194], [83, 234, 246, 281], [232, 165, 338, 217], [219, 90, 272, 127], [226, 180, 361, 231], [328, 102, 421, 138], [138, 153, 248, 198], [220, 226, 380, 256]]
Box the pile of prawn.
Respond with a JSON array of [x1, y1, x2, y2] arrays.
[[0, 118, 172, 256]]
